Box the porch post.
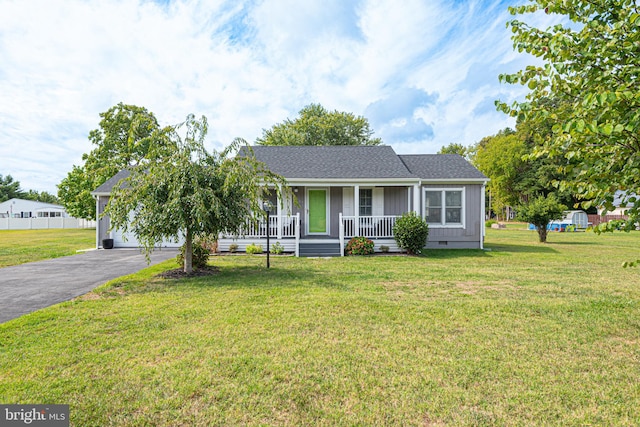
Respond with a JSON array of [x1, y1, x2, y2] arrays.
[[339, 212, 344, 257], [277, 185, 282, 239], [295, 213, 300, 257], [413, 184, 420, 215], [354, 184, 359, 236], [407, 187, 411, 212]]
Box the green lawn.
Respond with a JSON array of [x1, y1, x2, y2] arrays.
[[1, 227, 639, 426], [0, 229, 95, 267]]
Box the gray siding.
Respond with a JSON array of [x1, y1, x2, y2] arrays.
[[384, 187, 408, 216], [423, 184, 483, 249]]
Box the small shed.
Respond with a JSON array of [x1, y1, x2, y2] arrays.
[[528, 210, 590, 232], [548, 210, 590, 231]]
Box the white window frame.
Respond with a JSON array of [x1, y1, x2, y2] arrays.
[[423, 188, 465, 228], [359, 188, 373, 217]]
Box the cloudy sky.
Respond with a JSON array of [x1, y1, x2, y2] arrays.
[[1, 0, 547, 194]]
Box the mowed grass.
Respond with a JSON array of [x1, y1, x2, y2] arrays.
[[1, 226, 639, 426], [0, 229, 95, 267]]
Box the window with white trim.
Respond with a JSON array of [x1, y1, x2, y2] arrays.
[[424, 188, 464, 226], [359, 188, 372, 216]]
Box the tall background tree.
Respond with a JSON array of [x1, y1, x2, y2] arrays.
[[438, 142, 468, 157], [0, 175, 25, 202], [497, 0, 640, 227], [23, 190, 59, 204], [470, 128, 526, 218], [106, 115, 288, 273], [0, 174, 58, 203], [256, 103, 382, 146], [58, 103, 165, 219], [469, 123, 576, 220]]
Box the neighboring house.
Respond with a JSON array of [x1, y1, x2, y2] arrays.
[[597, 190, 636, 216], [92, 146, 488, 255], [589, 190, 636, 227], [0, 198, 69, 219], [0, 198, 94, 230]]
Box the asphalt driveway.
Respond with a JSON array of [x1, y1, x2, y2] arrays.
[[0, 248, 178, 324]]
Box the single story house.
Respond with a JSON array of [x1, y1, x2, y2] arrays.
[[224, 146, 488, 255], [0, 198, 69, 219], [92, 145, 488, 256]]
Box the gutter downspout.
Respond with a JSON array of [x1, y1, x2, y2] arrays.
[[481, 182, 486, 250]]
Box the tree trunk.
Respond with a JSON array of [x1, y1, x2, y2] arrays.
[[537, 226, 547, 243], [184, 229, 193, 273]]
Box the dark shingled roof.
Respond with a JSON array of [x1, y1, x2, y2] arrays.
[[91, 169, 131, 194], [245, 146, 416, 179], [93, 149, 486, 194], [399, 154, 487, 180]]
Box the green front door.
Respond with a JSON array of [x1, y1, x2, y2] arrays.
[[308, 189, 327, 234]]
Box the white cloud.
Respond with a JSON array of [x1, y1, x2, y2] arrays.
[[0, 0, 536, 193]]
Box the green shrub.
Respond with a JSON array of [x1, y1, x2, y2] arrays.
[[176, 240, 211, 269], [246, 243, 263, 254], [228, 243, 238, 253], [516, 194, 566, 243], [393, 212, 429, 255], [380, 245, 390, 253], [486, 219, 497, 228], [345, 236, 374, 256], [270, 242, 285, 254]]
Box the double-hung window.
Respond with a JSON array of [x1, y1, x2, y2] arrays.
[[359, 189, 372, 216], [424, 188, 464, 227]]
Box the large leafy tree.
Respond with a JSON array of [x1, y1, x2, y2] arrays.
[[497, 0, 640, 226], [58, 103, 164, 219], [257, 103, 382, 146], [470, 128, 527, 217], [0, 175, 25, 202], [106, 114, 288, 273], [471, 123, 577, 219]]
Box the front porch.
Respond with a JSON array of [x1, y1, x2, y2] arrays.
[[217, 213, 401, 257]]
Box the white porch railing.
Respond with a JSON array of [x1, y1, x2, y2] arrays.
[[228, 213, 300, 239], [339, 213, 399, 257], [340, 214, 399, 239]]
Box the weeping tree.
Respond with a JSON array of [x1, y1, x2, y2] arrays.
[[105, 114, 288, 273]]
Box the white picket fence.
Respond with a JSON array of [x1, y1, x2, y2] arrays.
[[0, 217, 96, 230]]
